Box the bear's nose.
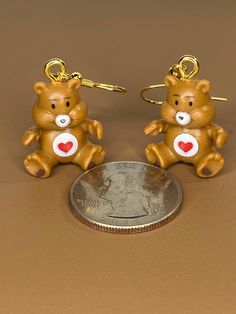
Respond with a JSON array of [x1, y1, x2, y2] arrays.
[[55, 115, 71, 128], [175, 111, 191, 126]]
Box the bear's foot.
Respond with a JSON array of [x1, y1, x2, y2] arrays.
[[196, 152, 224, 178], [24, 153, 53, 178], [88, 145, 105, 169]]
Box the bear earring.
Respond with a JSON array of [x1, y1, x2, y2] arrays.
[[141, 55, 228, 178], [21, 58, 127, 178]]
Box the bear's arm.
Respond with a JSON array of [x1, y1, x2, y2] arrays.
[[21, 127, 41, 146], [80, 119, 104, 140], [144, 119, 168, 136], [207, 123, 228, 148]]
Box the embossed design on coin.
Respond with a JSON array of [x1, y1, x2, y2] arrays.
[[70, 161, 182, 233]]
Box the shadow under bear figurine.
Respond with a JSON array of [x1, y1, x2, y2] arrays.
[[22, 58, 126, 178], [141, 55, 228, 178]]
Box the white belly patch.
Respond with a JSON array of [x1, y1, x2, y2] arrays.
[[53, 133, 78, 157], [173, 133, 199, 157]]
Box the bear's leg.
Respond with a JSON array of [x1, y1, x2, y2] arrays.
[[24, 150, 58, 178], [72, 142, 105, 170], [145, 143, 179, 168], [195, 151, 224, 178]]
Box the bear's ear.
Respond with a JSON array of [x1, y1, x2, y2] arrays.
[[196, 80, 210, 94], [66, 78, 81, 90], [164, 75, 179, 87], [33, 82, 47, 95]]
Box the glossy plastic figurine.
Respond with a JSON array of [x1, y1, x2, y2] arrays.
[[141, 55, 228, 177], [22, 58, 126, 178]]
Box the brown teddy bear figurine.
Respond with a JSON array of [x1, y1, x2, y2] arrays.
[[22, 58, 126, 178], [22, 78, 105, 178], [142, 56, 228, 178]]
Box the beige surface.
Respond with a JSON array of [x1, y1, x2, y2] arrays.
[[0, 1, 236, 313]]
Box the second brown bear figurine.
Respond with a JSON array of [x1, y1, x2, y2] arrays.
[[141, 55, 228, 178], [22, 58, 126, 178]]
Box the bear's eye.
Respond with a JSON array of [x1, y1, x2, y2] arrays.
[[66, 101, 70, 107], [175, 100, 178, 105], [189, 101, 193, 106], [51, 104, 56, 109]]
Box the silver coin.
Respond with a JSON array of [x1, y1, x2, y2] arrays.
[[69, 161, 182, 233]]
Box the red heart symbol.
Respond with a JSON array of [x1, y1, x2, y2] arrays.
[[58, 141, 73, 153], [178, 141, 193, 153]]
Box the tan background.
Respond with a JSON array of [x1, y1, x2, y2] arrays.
[[0, 0, 236, 313]]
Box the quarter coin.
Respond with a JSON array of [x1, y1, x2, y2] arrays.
[[69, 161, 182, 233]]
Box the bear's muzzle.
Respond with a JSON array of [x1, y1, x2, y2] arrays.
[[55, 115, 71, 128], [175, 111, 191, 126]]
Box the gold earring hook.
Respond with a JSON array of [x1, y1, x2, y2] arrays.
[[44, 58, 127, 93], [140, 55, 227, 105], [70, 72, 127, 92], [140, 84, 165, 105], [44, 58, 68, 82], [140, 83, 227, 105], [179, 55, 200, 79], [211, 97, 227, 102], [168, 55, 200, 80]]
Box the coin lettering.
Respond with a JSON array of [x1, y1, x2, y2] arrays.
[[76, 198, 108, 208]]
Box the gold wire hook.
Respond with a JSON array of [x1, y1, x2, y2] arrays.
[[71, 72, 127, 92], [44, 58, 127, 93], [82, 79, 127, 93], [178, 55, 200, 79], [44, 58, 69, 82], [141, 55, 200, 105], [211, 97, 227, 102], [140, 84, 165, 105], [168, 55, 200, 80], [140, 55, 227, 105], [168, 63, 187, 78], [140, 83, 227, 105]]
